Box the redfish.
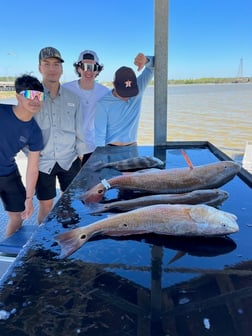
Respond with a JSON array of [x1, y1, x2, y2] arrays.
[[93, 156, 165, 171], [55, 204, 239, 258], [88, 189, 229, 214], [82, 161, 240, 204]]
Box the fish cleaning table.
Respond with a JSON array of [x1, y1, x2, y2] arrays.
[[0, 143, 252, 336]]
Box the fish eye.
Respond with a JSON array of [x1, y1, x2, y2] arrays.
[[122, 223, 128, 228], [98, 189, 104, 194], [80, 234, 87, 240]]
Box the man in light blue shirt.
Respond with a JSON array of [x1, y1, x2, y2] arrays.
[[95, 53, 154, 146]]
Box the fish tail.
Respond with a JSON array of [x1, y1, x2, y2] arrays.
[[55, 227, 88, 258]]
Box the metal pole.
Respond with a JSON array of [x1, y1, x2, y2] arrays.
[[154, 0, 168, 145]]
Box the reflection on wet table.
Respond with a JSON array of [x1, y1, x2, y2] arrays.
[[1, 144, 252, 336]]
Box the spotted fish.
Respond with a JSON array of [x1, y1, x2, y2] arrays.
[[56, 204, 239, 258], [82, 161, 241, 204], [92, 156, 165, 171]]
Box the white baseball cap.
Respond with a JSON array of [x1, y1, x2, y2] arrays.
[[77, 50, 99, 63]]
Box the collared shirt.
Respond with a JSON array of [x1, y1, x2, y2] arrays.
[[34, 85, 86, 174], [94, 56, 155, 146]]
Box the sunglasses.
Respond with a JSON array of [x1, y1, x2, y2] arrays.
[[79, 63, 99, 72], [20, 90, 45, 102]]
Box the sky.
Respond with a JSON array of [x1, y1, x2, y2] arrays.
[[1, 0, 252, 83]]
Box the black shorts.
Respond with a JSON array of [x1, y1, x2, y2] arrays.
[[36, 158, 81, 201], [0, 170, 26, 212]]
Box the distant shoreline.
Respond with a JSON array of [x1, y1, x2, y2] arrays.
[[0, 91, 15, 99], [100, 77, 252, 88], [1, 77, 251, 100]]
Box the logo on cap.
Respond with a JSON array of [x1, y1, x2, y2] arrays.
[[125, 80, 133, 88], [114, 67, 139, 98]]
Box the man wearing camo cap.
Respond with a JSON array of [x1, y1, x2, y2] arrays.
[[34, 46, 86, 224]]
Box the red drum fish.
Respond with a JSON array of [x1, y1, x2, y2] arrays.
[[92, 156, 165, 171], [82, 161, 241, 204], [88, 189, 229, 214], [55, 204, 239, 258]]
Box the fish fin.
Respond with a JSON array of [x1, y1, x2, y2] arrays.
[[181, 149, 194, 170], [55, 227, 87, 258], [168, 251, 186, 264]]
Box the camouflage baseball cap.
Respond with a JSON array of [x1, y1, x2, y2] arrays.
[[39, 47, 64, 62]]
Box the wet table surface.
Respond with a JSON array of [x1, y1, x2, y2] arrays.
[[0, 144, 252, 336]]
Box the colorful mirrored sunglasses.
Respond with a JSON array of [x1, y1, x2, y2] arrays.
[[20, 90, 45, 102]]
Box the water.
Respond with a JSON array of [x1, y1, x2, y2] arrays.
[[1, 82, 252, 159], [139, 83, 252, 159]]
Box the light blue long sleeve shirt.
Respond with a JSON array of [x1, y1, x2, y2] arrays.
[[95, 57, 154, 146]]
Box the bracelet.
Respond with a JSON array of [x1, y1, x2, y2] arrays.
[[26, 197, 33, 200], [100, 179, 111, 190]]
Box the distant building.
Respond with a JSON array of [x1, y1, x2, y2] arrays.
[[0, 81, 15, 91]]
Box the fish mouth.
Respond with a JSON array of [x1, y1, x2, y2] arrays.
[[229, 222, 240, 234], [210, 162, 241, 187], [80, 191, 104, 204], [217, 217, 239, 235]]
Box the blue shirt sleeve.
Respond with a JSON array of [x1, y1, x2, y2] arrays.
[[95, 99, 108, 146]]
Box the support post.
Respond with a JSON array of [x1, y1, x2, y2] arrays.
[[154, 0, 169, 145]]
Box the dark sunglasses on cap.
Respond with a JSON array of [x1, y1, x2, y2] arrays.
[[20, 90, 45, 102]]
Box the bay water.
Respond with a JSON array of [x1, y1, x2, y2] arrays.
[[139, 83, 252, 161], [1, 82, 251, 159]]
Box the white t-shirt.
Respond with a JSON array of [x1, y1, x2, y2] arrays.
[[63, 80, 109, 154]]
